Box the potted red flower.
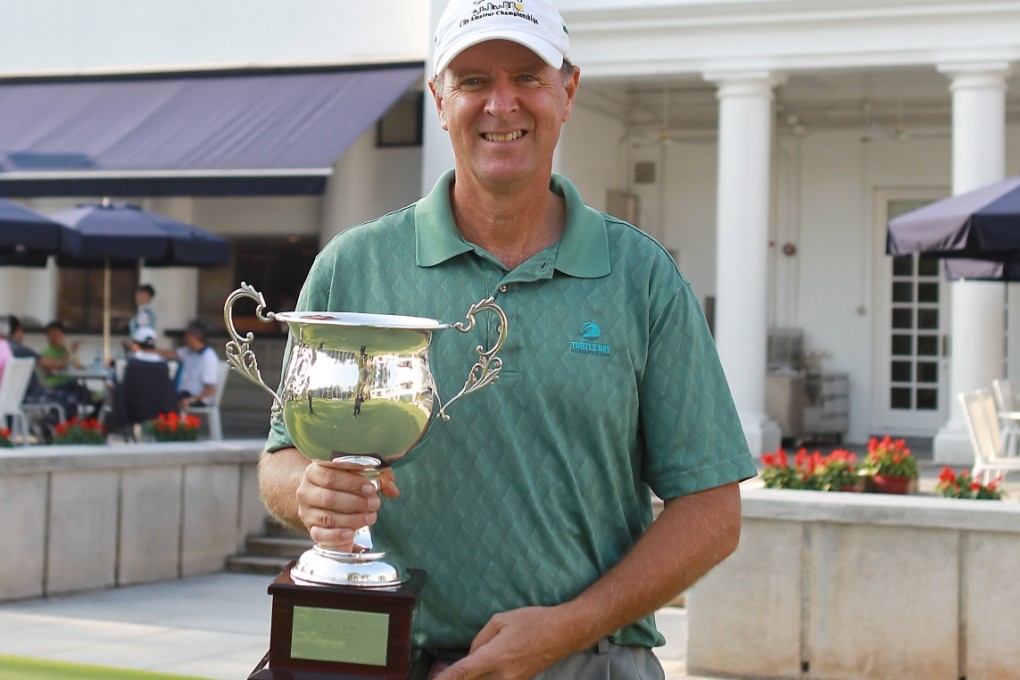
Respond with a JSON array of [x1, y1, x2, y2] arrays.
[[858, 436, 918, 494], [52, 417, 106, 445], [935, 467, 1004, 500], [0, 427, 13, 448], [760, 448, 862, 491], [143, 412, 202, 442]]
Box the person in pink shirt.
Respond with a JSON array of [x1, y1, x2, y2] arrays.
[[0, 316, 14, 386]]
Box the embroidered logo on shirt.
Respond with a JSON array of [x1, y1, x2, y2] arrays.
[[572, 322, 611, 357]]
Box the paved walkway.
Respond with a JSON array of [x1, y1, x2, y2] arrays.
[[0, 573, 703, 679]]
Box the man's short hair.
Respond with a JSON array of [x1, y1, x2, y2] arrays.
[[137, 284, 156, 298], [185, 321, 208, 343], [8, 315, 22, 336], [45, 320, 65, 333]]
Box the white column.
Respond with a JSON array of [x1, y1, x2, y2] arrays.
[[934, 62, 1011, 464], [421, 0, 456, 196], [705, 70, 784, 456]]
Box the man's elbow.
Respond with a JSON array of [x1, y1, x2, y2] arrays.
[[716, 493, 742, 562], [698, 482, 744, 565]]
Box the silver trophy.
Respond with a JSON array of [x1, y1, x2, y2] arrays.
[[224, 282, 507, 588]]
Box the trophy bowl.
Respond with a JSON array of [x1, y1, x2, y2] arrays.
[[224, 282, 507, 588]]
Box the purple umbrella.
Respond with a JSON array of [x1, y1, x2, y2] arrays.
[[887, 176, 1020, 261], [0, 197, 61, 266], [51, 199, 230, 360], [943, 257, 1020, 282], [54, 200, 229, 267]]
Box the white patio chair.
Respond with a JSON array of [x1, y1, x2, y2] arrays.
[[183, 360, 230, 440], [0, 357, 38, 446], [990, 378, 1020, 457], [958, 388, 1020, 485]]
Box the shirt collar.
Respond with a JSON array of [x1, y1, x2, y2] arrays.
[[415, 170, 610, 278]]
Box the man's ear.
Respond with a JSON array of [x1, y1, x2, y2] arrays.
[[428, 77, 449, 131], [562, 65, 580, 123]]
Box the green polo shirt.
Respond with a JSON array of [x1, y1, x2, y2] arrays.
[[266, 170, 754, 650]]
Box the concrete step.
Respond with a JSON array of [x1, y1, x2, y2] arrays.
[[244, 535, 313, 558], [225, 554, 294, 576], [262, 517, 306, 539]]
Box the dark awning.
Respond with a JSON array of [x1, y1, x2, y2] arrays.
[[0, 63, 423, 197]]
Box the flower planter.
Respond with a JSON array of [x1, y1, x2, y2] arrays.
[[865, 474, 914, 495]]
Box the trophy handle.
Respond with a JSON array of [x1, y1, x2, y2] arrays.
[[437, 297, 508, 421], [224, 282, 284, 412]]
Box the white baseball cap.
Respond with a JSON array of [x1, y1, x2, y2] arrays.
[[433, 0, 572, 78], [131, 326, 157, 347]]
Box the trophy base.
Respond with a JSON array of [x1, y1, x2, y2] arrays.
[[250, 561, 429, 680], [291, 544, 406, 588], [248, 648, 433, 680]]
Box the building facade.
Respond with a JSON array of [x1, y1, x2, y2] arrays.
[[2, 0, 1019, 459]]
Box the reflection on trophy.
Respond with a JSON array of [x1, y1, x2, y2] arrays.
[[225, 282, 506, 680]]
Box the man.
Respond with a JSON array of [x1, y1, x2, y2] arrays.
[[259, 0, 756, 677], [159, 321, 218, 411], [128, 326, 165, 362], [8, 315, 53, 401], [129, 284, 157, 337], [5, 315, 84, 431], [39, 320, 80, 389]]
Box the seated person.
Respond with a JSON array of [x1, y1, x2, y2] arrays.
[[5, 315, 75, 431], [0, 317, 12, 386], [107, 331, 176, 432], [128, 326, 165, 363], [155, 321, 219, 411], [39, 320, 81, 389]]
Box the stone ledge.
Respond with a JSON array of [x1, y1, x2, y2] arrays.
[[741, 487, 1020, 533], [0, 438, 266, 474], [0, 439, 268, 602], [688, 487, 1020, 679]]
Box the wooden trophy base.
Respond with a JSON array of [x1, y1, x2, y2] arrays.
[[248, 561, 430, 680]]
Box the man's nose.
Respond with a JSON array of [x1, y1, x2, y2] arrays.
[[484, 80, 518, 116]]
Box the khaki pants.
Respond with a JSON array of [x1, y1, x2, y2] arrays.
[[430, 640, 664, 680], [534, 639, 664, 680]]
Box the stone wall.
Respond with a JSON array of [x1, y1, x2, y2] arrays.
[[687, 488, 1020, 680], [0, 439, 268, 601]]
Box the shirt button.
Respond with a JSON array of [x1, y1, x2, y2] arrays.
[[499, 285, 508, 293]]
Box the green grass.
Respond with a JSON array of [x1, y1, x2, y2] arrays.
[[0, 654, 209, 680]]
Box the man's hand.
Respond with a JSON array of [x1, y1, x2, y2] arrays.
[[431, 606, 581, 680], [295, 458, 400, 551]]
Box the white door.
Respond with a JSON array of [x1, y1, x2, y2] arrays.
[[872, 189, 951, 435]]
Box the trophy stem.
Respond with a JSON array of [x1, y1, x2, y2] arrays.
[[289, 455, 406, 588]]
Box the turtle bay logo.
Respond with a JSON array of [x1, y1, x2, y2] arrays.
[[571, 322, 611, 358]]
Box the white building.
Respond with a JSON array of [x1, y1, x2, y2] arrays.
[[2, 0, 1019, 460]]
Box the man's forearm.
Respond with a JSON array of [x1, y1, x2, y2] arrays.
[[552, 483, 742, 653], [258, 447, 312, 535]]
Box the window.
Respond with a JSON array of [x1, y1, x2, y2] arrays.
[[57, 266, 138, 332], [376, 91, 424, 148], [198, 236, 318, 334]]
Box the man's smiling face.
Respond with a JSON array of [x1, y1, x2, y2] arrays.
[[431, 39, 577, 191]]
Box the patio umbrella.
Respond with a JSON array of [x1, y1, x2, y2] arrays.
[[887, 176, 1020, 261], [0, 197, 62, 266], [50, 199, 231, 361], [943, 257, 1020, 282]]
